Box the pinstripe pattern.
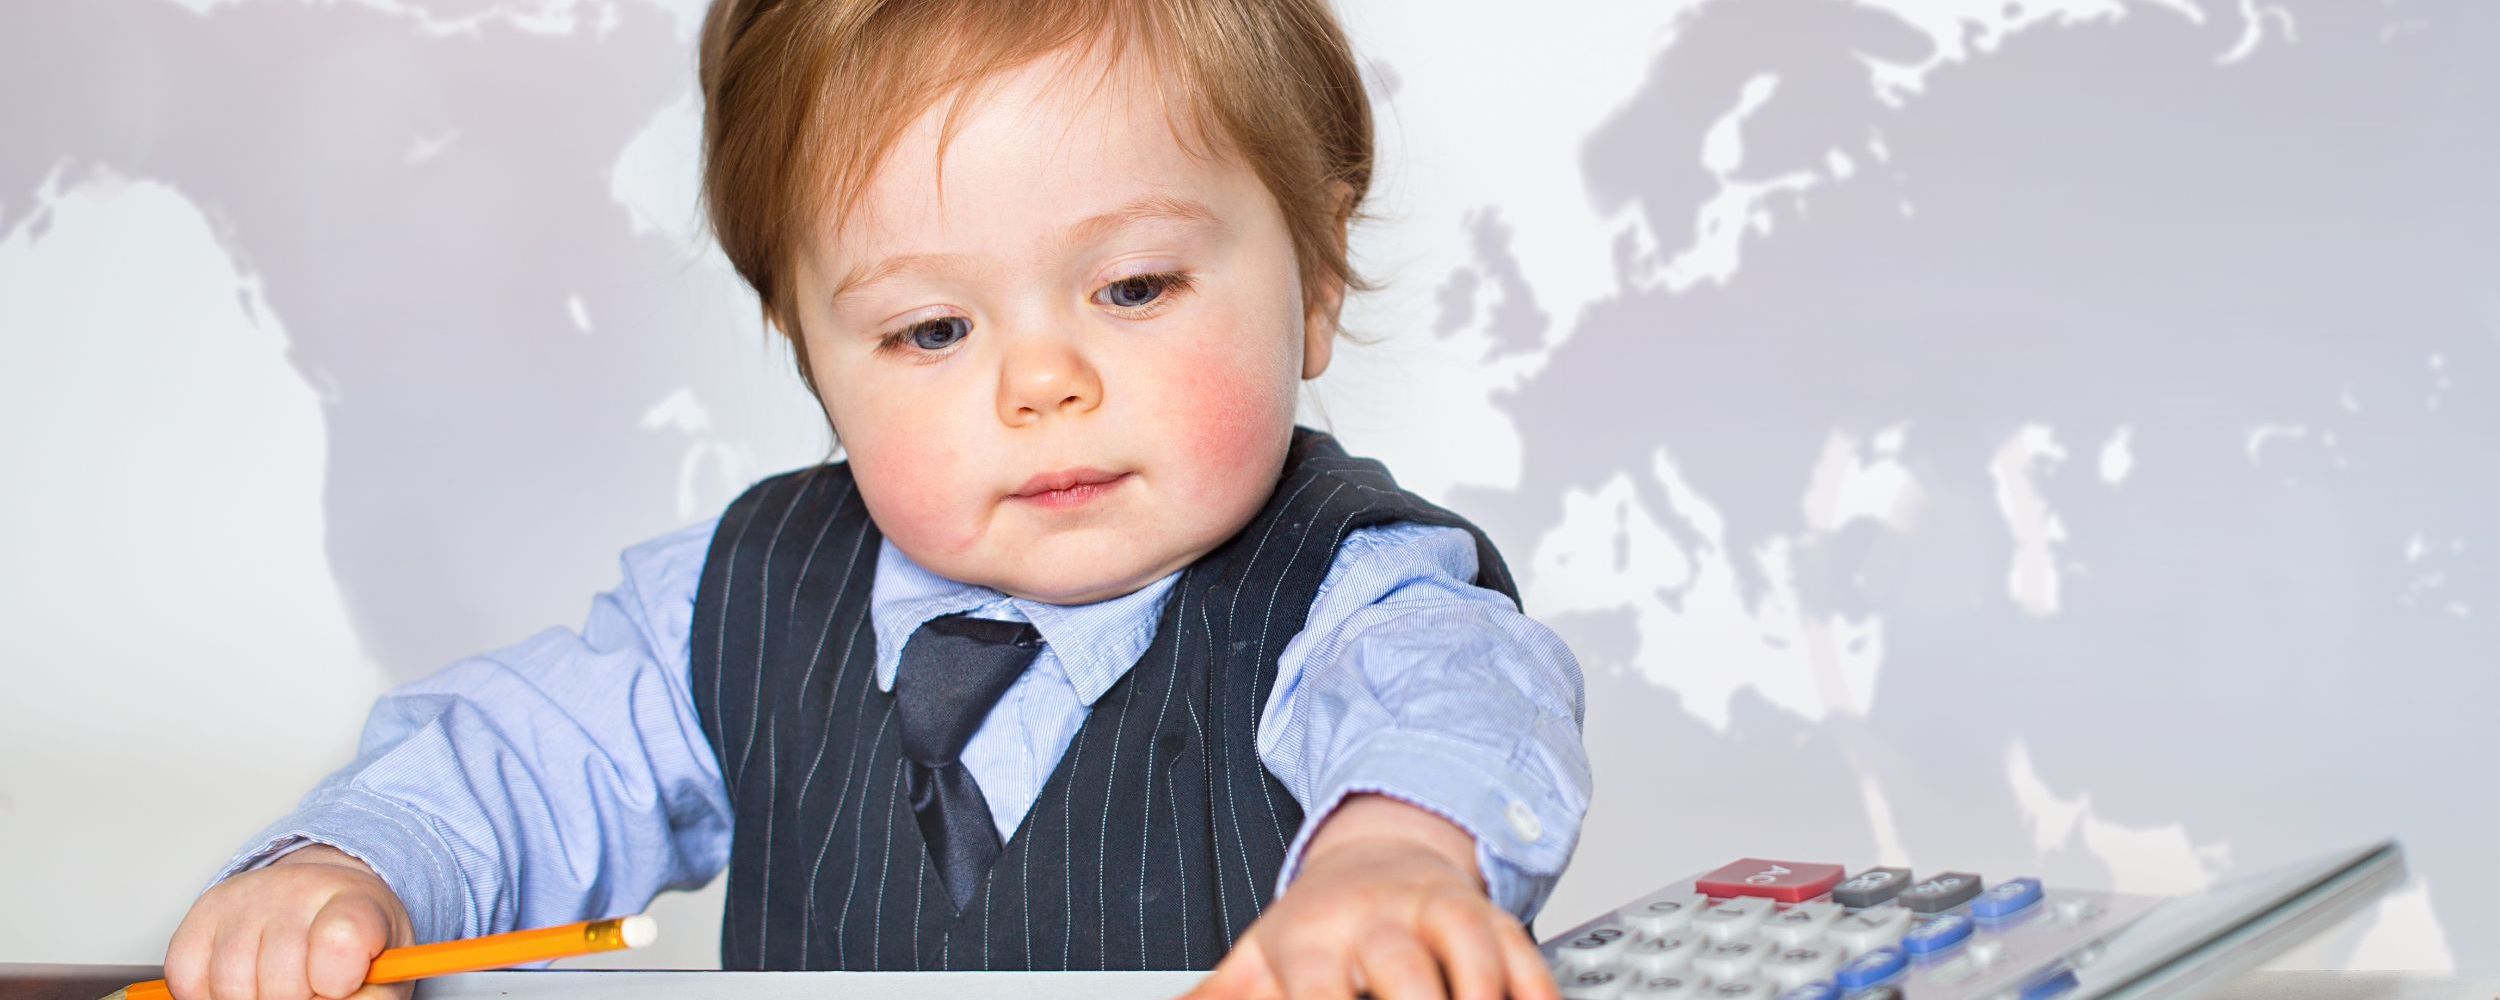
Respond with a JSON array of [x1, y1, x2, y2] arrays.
[[689, 428, 1518, 970]]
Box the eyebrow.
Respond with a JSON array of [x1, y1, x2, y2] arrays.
[[829, 194, 1227, 308]]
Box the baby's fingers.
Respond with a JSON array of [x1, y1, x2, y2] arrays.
[[255, 921, 312, 1000], [1179, 936, 1274, 1000], [163, 908, 216, 1000], [1415, 897, 1504, 1000], [1493, 914, 1560, 1000], [1272, 927, 1358, 1000], [206, 924, 263, 1000], [1351, 930, 1442, 1000], [304, 895, 393, 999]]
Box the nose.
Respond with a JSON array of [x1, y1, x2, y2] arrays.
[[995, 329, 1102, 426]]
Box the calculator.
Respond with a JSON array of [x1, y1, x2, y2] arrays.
[[1538, 841, 2404, 1000]]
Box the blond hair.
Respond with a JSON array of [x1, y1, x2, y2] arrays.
[[698, 0, 1378, 390]]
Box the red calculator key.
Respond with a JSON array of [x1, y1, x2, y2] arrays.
[[1694, 858, 1848, 903]]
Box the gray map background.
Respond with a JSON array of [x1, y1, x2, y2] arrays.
[[1, 0, 2488, 973]]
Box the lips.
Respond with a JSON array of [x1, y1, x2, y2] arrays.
[[1013, 468, 1127, 498]]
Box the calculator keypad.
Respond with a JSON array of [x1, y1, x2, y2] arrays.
[[1696, 859, 1848, 903], [1824, 904, 1913, 954], [1556, 924, 1637, 969], [1691, 938, 1768, 981], [1761, 902, 1841, 946], [1898, 871, 1985, 913], [1627, 933, 1701, 975], [1691, 896, 1775, 939], [1761, 944, 1843, 988], [1546, 858, 2154, 1000], [1828, 867, 1911, 908], [1626, 892, 1707, 937], [1627, 973, 1701, 999]]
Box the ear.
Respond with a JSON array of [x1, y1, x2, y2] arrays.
[[1300, 272, 1343, 380], [1300, 180, 1355, 381]]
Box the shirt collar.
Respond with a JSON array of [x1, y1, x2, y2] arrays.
[[870, 537, 1183, 705]]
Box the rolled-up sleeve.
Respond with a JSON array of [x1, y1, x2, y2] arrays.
[[1261, 521, 1591, 921], [211, 519, 733, 945]]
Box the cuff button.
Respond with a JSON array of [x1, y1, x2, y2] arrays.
[[1506, 800, 1545, 843]]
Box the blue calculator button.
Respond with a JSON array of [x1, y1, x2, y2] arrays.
[[1775, 983, 1839, 1000], [2020, 966, 2080, 999], [1832, 946, 1906, 989], [1973, 877, 2045, 921], [1901, 912, 1975, 955]]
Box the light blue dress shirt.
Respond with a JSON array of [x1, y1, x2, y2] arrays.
[[218, 518, 1591, 948]]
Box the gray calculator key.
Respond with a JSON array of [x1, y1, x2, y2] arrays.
[[1554, 924, 1638, 969], [1626, 892, 1707, 936], [1830, 867, 1912, 908], [1559, 965, 1635, 1000], [1762, 944, 1844, 989], [1761, 901, 1841, 946], [1693, 896, 1777, 940], [1897, 871, 1984, 913], [1825, 904, 1915, 954], [1624, 973, 1702, 999], [1706, 979, 1772, 998], [1693, 938, 1769, 981], [1626, 933, 1702, 975]]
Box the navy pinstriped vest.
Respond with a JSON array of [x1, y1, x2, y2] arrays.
[[689, 427, 1519, 971]]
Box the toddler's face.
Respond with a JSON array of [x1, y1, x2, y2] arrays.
[[789, 45, 1340, 605]]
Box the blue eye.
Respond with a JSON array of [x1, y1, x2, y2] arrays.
[[1103, 274, 1166, 308], [903, 316, 969, 351], [1098, 271, 1194, 311]]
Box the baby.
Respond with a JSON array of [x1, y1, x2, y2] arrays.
[[161, 1, 1589, 998]]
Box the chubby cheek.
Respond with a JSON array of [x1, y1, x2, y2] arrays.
[[828, 395, 983, 560], [1148, 342, 1299, 507]]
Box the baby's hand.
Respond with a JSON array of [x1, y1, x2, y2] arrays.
[[164, 843, 414, 1000], [1183, 794, 1558, 1000]]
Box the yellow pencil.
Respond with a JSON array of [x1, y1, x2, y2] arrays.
[[105, 914, 657, 1000]]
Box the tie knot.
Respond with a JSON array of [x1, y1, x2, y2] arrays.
[[892, 613, 1046, 765]]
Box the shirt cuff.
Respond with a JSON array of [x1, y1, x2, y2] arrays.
[[211, 785, 474, 944], [1276, 728, 1580, 921]]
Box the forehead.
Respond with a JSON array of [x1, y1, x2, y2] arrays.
[[820, 44, 1261, 268]]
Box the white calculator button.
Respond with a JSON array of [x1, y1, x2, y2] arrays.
[[1704, 977, 1772, 998], [1558, 965, 1635, 1000], [1692, 937, 1769, 981], [1762, 944, 1844, 989], [2053, 898, 2105, 925], [1693, 897, 1775, 940], [1928, 939, 2008, 985], [1554, 924, 1638, 969], [1825, 904, 1914, 954], [1760, 901, 1841, 946], [1625, 893, 1707, 936], [1625, 933, 1702, 975], [1623, 972, 1703, 999]]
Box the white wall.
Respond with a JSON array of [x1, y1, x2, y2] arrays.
[[1, 0, 2488, 974]]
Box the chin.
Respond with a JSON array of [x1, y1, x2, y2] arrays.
[[998, 568, 1150, 607], [995, 544, 1175, 606]]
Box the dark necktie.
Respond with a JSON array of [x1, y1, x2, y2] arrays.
[[892, 612, 1046, 911]]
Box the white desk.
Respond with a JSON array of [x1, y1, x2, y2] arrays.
[[412, 971, 2496, 999]]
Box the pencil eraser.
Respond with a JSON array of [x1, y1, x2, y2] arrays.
[[621, 914, 659, 948]]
